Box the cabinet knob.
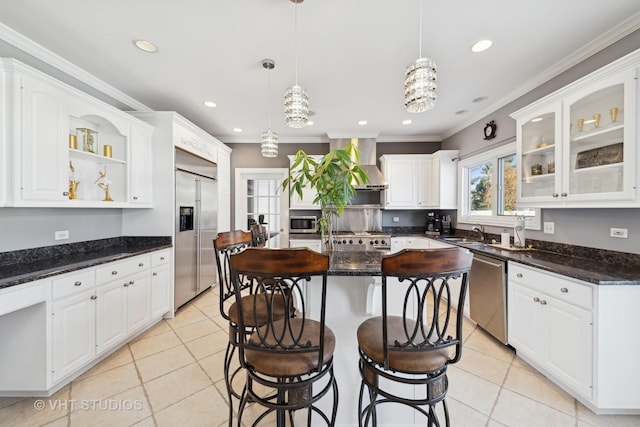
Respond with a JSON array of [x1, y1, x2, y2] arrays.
[[74, 281, 82, 286], [139, 263, 144, 267], [517, 273, 523, 278], [129, 280, 135, 285], [153, 272, 158, 276], [160, 257, 165, 261], [533, 297, 540, 302], [540, 300, 547, 305], [133, 196, 138, 200], [560, 287, 568, 293], [90, 295, 97, 300], [112, 271, 118, 275], [124, 282, 129, 287], [63, 191, 69, 196], [552, 193, 559, 198], [561, 193, 568, 197]]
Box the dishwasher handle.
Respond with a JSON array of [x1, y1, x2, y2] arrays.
[[474, 256, 504, 269]]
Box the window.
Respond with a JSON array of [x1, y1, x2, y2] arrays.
[[459, 142, 540, 229]]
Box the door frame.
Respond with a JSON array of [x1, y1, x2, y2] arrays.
[[234, 168, 290, 232]]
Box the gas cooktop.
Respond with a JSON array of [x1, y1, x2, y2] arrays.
[[329, 232, 391, 251]]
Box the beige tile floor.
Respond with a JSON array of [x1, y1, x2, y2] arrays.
[[2, 287, 640, 427]]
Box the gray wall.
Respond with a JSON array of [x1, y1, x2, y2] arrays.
[[226, 141, 441, 230], [442, 29, 640, 254], [0, 208, 123, 252]]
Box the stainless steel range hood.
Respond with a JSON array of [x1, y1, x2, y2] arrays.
[[328, 137, 388, 190]]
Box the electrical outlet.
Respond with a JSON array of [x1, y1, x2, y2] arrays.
[[610, 227, 628, 238], [392, 216, 400, 223], [55, 230, 69, 240], [543, 222, 555, 234]]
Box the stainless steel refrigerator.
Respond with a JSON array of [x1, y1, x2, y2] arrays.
[[174, 149, 218, 309]]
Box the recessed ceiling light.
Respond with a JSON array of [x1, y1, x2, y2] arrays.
[[455, 110, 469, 115], [133, 39, 158, 53], [203, 101, 217, 108], [402, 119, 412, 125], [306, 120, 314, 126], [531, 117, 543, 123], [358, 120, 368, 126], [471, 39, 492, 53], [233, 128, 242, 133], [472, 96, 488, 103]]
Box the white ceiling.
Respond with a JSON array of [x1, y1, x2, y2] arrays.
[[1, 1, 639, 144]]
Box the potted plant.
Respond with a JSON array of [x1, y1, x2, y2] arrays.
[[282, 141, 369, 250]]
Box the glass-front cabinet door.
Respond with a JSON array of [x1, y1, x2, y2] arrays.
[[563, 68, 636, 203], [514, 64, 638, 208], [516, 104, 562, 204]]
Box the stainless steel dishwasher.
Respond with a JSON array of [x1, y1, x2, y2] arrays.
[[469, 253, 508, 344]]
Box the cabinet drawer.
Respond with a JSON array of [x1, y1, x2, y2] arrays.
[[151, 249, 170, 267], [509, 262, 592, 309], [52, 270, 96, 300], [97, 255, 151, 284]]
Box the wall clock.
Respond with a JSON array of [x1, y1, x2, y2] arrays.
[[484, 120, 497, 140]]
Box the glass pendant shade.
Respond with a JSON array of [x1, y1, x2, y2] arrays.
[[261, 128, 278, 157], [404, 57, 437, 113], [284, 84, 309, 128]]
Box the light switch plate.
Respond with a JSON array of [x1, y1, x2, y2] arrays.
[[610, 227, 628, 238], [543, 222, 555, 234]]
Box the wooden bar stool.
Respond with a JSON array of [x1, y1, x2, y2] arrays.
[[230, 247, 338, 427], [213, 231, 287, 426], [250, 223, 269, 247], [356, 248, 473, 427]]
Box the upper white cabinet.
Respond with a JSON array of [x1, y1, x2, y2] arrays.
[[511, 56, 639, 207], [380, 151, 458, 210], [1, 58, 154, 208], [288, 154, 321, 209]]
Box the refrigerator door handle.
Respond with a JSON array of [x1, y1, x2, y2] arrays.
[[195, 179, 202, 292]]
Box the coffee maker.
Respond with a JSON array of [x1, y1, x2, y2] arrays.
[[426, 212, 442, 233]]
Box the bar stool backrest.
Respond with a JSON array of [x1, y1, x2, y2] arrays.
[[381, 248, 473, 369], [230, 247, 330, 372], [250, 223, 268, 247], [213, 230, 254, 322]]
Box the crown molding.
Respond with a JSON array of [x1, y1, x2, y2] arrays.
[[0, 22, 152, 112], [440, 11, 640, 140]]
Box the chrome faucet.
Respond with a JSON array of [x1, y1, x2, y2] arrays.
[[471, 224, 485, 242]]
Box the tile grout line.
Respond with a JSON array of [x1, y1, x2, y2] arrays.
[[128, 333, 159, 427]]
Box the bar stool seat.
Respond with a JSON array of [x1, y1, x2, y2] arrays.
[[357, 316, 450, 373], [246, 318, 336, 377]]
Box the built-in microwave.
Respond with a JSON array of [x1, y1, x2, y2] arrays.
[[290, 216, 317, 233]]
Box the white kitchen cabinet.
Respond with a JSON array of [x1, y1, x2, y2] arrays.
[[150, 249, 171, 319], [512, 58, 639, 207], [95, 254, 151, 354], [51, 270, 96, 383], [289, 238, 323, 252], [128, 123, 154, 205], [508, 262, 593, 400], [17, 69, 69, 202], [1, 58, 154, 208], [380, 151, 458, 210], [288, 155, 321, 209], [217, 148, 231, 232]]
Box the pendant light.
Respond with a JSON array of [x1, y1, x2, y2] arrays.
[[404, 0, 437, 113], [284, 0, 309, 128], [261, 59, 278, 158]]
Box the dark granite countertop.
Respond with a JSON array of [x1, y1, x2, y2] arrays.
[[273, 232, 640, 284], [431, 236, 640, 286], [0, 237, 172, 289]]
